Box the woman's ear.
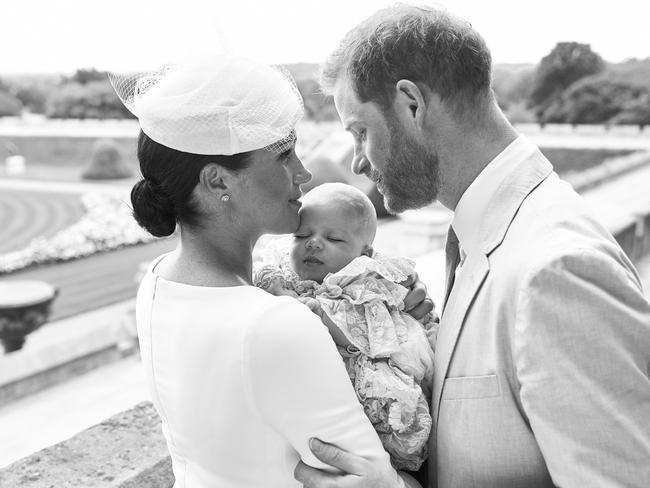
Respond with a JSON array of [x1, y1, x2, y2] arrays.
[[198, 163, 232, 199], [394, 80, 436, 131]]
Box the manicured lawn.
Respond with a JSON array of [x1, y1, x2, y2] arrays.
[[0, 189, 84, 254]]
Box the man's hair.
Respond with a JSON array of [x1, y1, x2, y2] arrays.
[[321, 4, 493, 118]]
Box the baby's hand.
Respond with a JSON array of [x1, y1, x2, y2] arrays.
[[296, 296, 322, 315], [401, 272, 435, 321], [297, 297, 352, 348]]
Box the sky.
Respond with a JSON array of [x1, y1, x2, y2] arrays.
[[3, 0, 650, 74]]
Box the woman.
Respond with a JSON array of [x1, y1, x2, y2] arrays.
[[112, 56, 428, 487]]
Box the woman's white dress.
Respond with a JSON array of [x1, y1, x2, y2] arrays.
[[136, 255, 388, 487]]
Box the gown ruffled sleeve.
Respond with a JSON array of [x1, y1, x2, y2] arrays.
[[310, 254, 436, 471], [254, 251, 438, 471]]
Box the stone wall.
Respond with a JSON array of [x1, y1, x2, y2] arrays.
[[0, 402, 173, 487]]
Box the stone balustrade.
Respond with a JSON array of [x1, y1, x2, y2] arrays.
[[0, 402, 173, 488]]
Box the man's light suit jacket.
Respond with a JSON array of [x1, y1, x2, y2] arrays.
[[430, 148, 650, 487]]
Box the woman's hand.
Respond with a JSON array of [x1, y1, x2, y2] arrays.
[[401, 272, 437, 322]]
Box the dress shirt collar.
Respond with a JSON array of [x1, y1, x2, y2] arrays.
[[451, 135, 537, 258]]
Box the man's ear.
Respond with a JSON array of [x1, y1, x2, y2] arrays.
[[361, 244, 374, 258], [198, 163, 233, 199], [394, 80, 437, 130]]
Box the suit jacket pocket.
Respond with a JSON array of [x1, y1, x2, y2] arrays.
[[442, 374, 500, 400]]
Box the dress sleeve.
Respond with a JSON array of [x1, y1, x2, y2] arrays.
[[244, 297, 390, 472], [514, 248, 650, 486]]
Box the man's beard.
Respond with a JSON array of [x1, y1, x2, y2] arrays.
[[374, 117, 440, 214]]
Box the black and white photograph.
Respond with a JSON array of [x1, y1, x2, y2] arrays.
[[0, 0, 649, 486]]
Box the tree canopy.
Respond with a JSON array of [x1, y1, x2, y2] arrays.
[[2, 48, 649, 126], [529, 42, 605, 117], [46, 80, 133, 119], [524, 42, 650, 127], [540, 77, 648, 124], [0, 90, 22, 116]]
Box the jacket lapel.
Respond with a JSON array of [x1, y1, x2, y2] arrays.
[[433, 253, 489, 421], [433, 149, 554, 421]]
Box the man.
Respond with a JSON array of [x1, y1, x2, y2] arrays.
[[295, 5, 650, 488]]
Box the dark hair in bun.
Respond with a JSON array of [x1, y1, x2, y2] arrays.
[[131, 131, 253, 237], [131, 179, 176, 237]]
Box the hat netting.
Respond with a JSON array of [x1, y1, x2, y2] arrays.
[[109, 57, 303, 155]]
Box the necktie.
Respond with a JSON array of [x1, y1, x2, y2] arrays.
[[443, 225, 460, 311]]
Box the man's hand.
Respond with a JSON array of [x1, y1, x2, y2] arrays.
[[294, 438, 406, 488], [401, 272, 436, 322]]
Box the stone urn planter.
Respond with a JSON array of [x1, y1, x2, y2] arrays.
[[0, 280, 58, 353]]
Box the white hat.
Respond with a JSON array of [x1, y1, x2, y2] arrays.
[[109, 56, 303, 155]]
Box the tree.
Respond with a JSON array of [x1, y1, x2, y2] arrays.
[[529, 42, 605, 119], [540, 76, 647, 125], [69, 68, 108, 85], [0, 90, 23, 116], [605, 58, 650, 88], [46, 80, 134, 119], [13, 84, 48, 113], [610, 93, 650, 129]]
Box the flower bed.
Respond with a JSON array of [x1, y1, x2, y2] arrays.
[[0, 191, 159, 274]]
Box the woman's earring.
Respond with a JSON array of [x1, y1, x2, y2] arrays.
[[221, 194, 230, 202]]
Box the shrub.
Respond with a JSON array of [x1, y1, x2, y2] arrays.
[[68, 68, 108, 85], [46, 80, 134, 119], [609, 93, 650, 129], [13, 84, 48, 113], [0, 90, 23, 116], [82, 139, 133, 180], [541, 77, 648, 125]]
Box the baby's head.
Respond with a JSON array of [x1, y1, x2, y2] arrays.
[[291, 183, 377, 282]]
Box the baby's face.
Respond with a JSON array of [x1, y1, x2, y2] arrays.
[[291, 201, 370, 283]]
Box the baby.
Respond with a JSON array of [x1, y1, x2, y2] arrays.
[[254, 183, 437, 471]]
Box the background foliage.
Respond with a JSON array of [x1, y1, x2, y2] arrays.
[[1, 45, 649, 126], [528, 43, 605, 119]]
